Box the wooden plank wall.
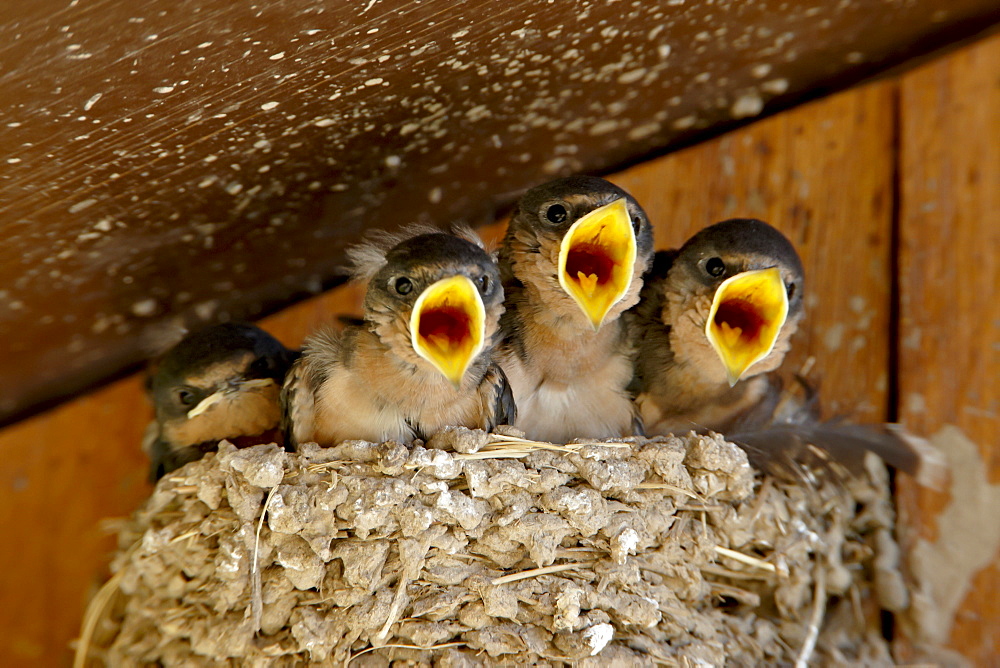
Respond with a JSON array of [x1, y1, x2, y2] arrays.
[[896, 37, 1000, 663], [0, 33, 995, 668]]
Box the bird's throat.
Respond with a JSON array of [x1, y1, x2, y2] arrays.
[[410, 275, 486, 388], [557, 198, 637, 330], [705, 267, 789, 385]]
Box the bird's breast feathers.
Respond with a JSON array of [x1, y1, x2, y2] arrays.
[[502, 348, 635, 442], [311, 359, 492, 444], [312, 369, 415, 444]]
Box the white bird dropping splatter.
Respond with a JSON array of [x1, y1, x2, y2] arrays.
[[83, 93, 102, 111], [583, 623, 614, 656]]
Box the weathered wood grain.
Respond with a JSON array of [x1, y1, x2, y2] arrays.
[[0, 287, 378, 667], [896, 34, 1000, 663], [2, 0, 999, 426], [2, 34, 998, 665], [0, 376, 150, 665]]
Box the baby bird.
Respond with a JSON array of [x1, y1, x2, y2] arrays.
[[497, 176, 654, 442], [283, 227, 515, 447], [144, 323, 298, 480], [631, 219, 943, 487], [631, 218, 804, 436]]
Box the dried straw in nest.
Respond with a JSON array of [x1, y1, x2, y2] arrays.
[[78, 427, 907, 666]]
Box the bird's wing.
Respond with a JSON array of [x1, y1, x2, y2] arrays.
[[280, 355, 317, 452], [730, 421, 946, 489], [140, 420, 159, 456], [724, 374, 944, 487], [630, 409, 646, 438], [151, 442, 212, 481], [281, 327, 352, 450], [142, 419, 170, 482], [483, 362, 518, 430], [142, 421, 176, 482]]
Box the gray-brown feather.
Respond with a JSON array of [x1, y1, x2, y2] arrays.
[[730, 417, 945, 489], [485, 363, 517, 429], [344, 223, 487, 282], [281, 355, 318, 451]]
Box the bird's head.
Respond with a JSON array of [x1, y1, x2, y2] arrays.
[[501, 176, 654, 331], [356, 230, 504, 388], [661, 218, 804, 386], [147, 323, 293, 446]]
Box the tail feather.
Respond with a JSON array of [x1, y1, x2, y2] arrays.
[[730, 422, 947, 490]]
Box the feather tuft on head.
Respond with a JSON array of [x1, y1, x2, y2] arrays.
[[139, 317, 190, 358], [342, 223, 488, 282], [449, 222, 489, 251]]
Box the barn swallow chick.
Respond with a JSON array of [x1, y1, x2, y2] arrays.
[[631, 218, 804, 436], [283, 227, 515, 447], [630, 219, 944, 486], [144, 323, 298, 480], [497, 176, 654, 442]]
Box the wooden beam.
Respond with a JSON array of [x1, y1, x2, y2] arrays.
[[895, 34, 1000, 664], [2, 0, 999, 425]]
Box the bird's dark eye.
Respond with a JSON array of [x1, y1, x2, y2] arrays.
[[545, 203, 568, 224], [705, 257, 726, 277], [176, 389, 197, 407], [394, 277, 413, 295], [476, 274, 491, 293], [786, 282, 796, 299], [631, 216, 642, 234], [249, 356, 275, 378]]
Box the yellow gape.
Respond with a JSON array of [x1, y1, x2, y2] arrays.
[[705, 267, 789, 386], [410, 275, 486, 388], [557, 198, 637, 330]]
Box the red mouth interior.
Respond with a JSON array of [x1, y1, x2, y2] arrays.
[[714, 299, 765, 342], [565, 243, 615, 285], [419, 306, 472, 347]]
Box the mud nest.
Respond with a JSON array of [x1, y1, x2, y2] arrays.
[[86, 429, 907, 666]]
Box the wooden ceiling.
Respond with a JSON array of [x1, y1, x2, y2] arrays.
[[1, 0, 998, 424]]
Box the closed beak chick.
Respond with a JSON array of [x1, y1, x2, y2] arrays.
[[144, 323, 298, 481], [282, 226, 515, 447], [497, 176, 654, 442]]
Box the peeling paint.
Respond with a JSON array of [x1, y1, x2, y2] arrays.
[[130, 299, 158, 317], [731, 91, 764, 118], [69, 199, 98, 214], [823, 322, 845, 352]]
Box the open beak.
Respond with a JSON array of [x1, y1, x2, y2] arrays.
[[705, 267, 789, 386], [557, 198, 637, 330], [186, 378, 276, 419], [410, 275, 486, 388]]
